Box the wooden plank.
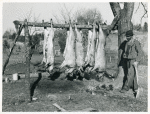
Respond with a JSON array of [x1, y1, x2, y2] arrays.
[[13, 20, 108, 30], [53, 103, 67, 112], [3, 25, 23, 75], [24, 19, 32, 102], [53, 103, 99, 112]]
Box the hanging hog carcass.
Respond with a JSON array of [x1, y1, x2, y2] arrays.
[[75, 24, 84, 69], [63, 29, 70, 58], [91, 23, 114, 81], [84, 22, 97, 72], [92, 23, 106, 72], [74, 24, 84, 79], [41, 27, 49, 65], [84, 25, 92, 66], [44, 19, 55, 73], [59, 21, 76, 75]]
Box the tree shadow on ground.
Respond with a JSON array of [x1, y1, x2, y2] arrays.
[[37, 79, 85, 95]]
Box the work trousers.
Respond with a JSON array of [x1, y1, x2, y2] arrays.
[[122, 59, 138, 92]]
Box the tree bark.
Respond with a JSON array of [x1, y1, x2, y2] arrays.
[[109, 2, 121, 17], [24, 19, 32, 102], [109, 2, 134, 88]]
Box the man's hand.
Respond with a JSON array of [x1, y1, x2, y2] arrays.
[[133, 61, 139, 67], [123, 53, 127, 59]]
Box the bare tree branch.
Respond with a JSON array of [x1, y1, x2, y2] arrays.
[[33, 13, 41, 22], [131, 2, 148, 27], [60, 9, 67, 22], [19, 8, 42, 39], [140, 2, 148, 24], [26, 7, 33, 22], [53, 3, 75, 23], [134, 2, 140, 14], [53, 14, 60, 23], [63, 3, 74, 21], [73, 8, 86, 23], [140, 11, 148, 24], [141, 2, 148, 17], [93, 8, 97, 19], [141, 2, 148, 12]]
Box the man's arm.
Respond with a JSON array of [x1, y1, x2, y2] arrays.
[[118, 41, 127, 66], [118, 43, 124, 67], [118, 49, 123, 66], [135, 40, 143, 62]]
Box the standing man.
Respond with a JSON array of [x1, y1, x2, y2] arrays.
[[119, 30, 143, 98]]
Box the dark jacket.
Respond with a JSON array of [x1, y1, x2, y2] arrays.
[[119, 39, 143, 62]]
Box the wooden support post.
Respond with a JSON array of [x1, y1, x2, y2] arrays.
[[3, 25, 23, 75], [42, 20, 46, 29], [24, 19, 32, 102]]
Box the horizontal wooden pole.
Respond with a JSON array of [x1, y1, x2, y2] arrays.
[[13, 20, 109, 30]]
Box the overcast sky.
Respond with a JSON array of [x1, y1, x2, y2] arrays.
[[2, 2, 148, 34]]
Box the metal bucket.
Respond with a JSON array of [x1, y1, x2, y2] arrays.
[[13, 73, 18, 81]]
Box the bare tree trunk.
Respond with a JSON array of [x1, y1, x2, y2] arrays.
[[109, 2, 121, 17], [24, 19, 32, 102], [109, 2, 134, 88]]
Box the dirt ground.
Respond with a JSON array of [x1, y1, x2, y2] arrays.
[[2, 64, 148, 112]]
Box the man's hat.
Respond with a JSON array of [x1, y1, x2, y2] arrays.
[[126, 30, 134, 37]]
